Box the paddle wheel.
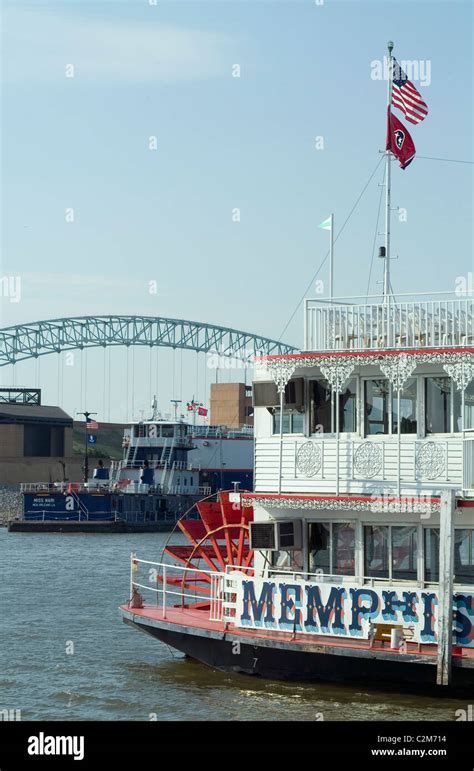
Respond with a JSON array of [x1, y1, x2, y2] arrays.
[[163, 491, 254, 610]]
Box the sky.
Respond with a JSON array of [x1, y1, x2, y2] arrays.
[[1, 0, 473, 423]]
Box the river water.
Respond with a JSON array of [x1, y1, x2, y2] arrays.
[[0, 528, 471, 721]]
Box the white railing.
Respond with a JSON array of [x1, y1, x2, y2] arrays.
[[172, 460, 201, 471], [21, 510, 116, 521], [463, 430, 474, 494], [305, 293, 474, 352], [165, 484, 211, 496], [119, 460, 170, 470], [20, 481, 111, 493], [115, 481, 208, 496], [189, 425, 254, 439], [129, 557, 474, 637], [130, 556, 249, 622], [256, 567, 474, 595], [255, 435, 472, 496], [129, 557, 474, 630], [117, 459, 200, 471], [21, 480, 212, 498], [127, 435, 193, 449], [130, 556, 223, 619], [210, 572, 225, 621]]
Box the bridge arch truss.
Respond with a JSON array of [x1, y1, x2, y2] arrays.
[[0, 316, 298, 367]]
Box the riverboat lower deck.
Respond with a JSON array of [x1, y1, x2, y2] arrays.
[[120, 602, 474, 691]]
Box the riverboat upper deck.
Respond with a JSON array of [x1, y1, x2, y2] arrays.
[[304, 292, 473, 352]]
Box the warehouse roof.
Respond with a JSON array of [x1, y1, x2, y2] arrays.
[[0, 404, 73, 426]]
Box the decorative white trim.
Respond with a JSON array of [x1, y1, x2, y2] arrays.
[[296, 441, 322, 477], [415, 441, 447, 480], [242, 494, 441, 514], [353, 442, 383, 478], [265, 351, 474, 400], [272, 349, 474, 375], [379, 353, 418, 391], [267, 359, 296, 393], [318, 360, 355, 394], [443, 361, 474, 392]]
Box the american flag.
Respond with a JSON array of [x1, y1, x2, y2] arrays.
[[391, 59, 428, 125], [86, 419, 98, 430]]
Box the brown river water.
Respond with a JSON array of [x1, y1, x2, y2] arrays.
[[0, 528, 471, 721]]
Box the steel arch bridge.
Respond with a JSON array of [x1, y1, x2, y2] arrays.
[[0, 316, 298, 366]]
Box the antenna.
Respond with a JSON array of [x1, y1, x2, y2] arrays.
[[170, 399, 181, 421]]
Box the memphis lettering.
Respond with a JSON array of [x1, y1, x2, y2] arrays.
[[236, 578, 474, 647]]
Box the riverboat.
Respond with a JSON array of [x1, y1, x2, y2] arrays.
[[120, 43, 474, 690]]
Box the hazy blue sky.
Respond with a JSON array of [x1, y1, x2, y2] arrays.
[[1, 0, 472, 422]]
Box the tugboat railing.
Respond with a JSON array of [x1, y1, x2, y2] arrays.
[[20, 481, 112, 493], [114, 460, 201, 471]]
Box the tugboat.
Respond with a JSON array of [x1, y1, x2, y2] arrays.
[[12, 404, 253, 532], [120, 43, 474, 690]]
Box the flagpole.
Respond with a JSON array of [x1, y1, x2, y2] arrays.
[[329, 212, 334, 301], [384, 40, 394, 310]]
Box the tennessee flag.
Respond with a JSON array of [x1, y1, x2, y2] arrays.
[[386, 108, 416, 170]]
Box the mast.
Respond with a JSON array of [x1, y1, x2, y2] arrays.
[[329, 212, 334, 301], [384, 40, 394, 306]]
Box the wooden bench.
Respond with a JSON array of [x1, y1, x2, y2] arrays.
[[370, 622, 405, 648]]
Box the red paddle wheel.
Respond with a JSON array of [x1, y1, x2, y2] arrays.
[[163, 491, 254, 610]]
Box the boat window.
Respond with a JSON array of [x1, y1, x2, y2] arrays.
[[392, 526, 417, 581], [308, 522, 355, 576], [271, 549, 304, 572], [425, 376, 452, 433], [162, 425, 174, 438], [392, 377, 417, 434], [425, 527, 474, 585], [308, 523, 330, 574], [272, 408, 304, 434], [339, 379, 357, 433], [365, 525, 418, 581], [424, 528, 439, 582], [309, 379, 357, 434], [453, 379, 474, 432], [310, 380, 332, 433], [364, 380, 390, 435], [464, 381, 474, 430], [364, 525, 389, 578], [332, 523, 356, 575], [454, 529, 474, 585]]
